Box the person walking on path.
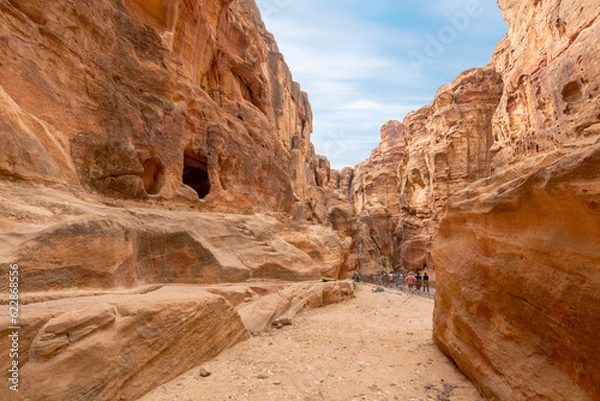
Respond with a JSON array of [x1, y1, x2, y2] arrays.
[[423, 271, 430, 293], [406, 274, 415, 292], [415, 272, 422, 292]]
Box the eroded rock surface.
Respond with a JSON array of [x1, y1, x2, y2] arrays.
[[433, 143, 600, 401], [350, 0, 600, 399], [432, 1, 600, 399], [352, 67, 503, 272], [2, 0, 599, 399], [0, 0, 356, 399], [0, 183, 354, 292], [0, 0, 345, 217], [0, 281, 353, 401]]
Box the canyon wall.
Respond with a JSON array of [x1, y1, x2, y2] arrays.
[[433, 0, 600, 400], [351, 0, 600, 399], [0, 0, 354, 399], [352, 66, 504, 273], [2, 0, 598, 398], [0, 0, 336, 214], [0, 0, 355, 287]]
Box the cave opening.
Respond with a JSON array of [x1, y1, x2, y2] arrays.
[[183, 156, 211, 199]]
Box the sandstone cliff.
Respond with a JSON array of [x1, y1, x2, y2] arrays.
[[351, 0, 600, 399], [433, 0, 600, 399], [0, 0, 355, 399], [352, 67, 503, 273], [0, 0, 357, 287], [433, 142, 600, 401], [0, 0, 332, 213]]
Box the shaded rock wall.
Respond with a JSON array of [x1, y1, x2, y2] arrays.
[[352, 120, 404, 273]]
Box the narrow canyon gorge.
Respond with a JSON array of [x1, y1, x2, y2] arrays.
[[0, 0, 598, 400]]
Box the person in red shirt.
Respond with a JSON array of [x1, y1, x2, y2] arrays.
[[405, 274, 415, 292]]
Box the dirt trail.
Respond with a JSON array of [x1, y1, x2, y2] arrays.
[[138, 283, 483, 401]]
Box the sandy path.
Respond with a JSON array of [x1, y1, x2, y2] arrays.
[[139, 283, 483, 401]]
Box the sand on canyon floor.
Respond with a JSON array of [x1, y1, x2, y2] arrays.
[[138, 283, 484, 401]]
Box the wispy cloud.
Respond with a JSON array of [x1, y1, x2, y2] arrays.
[[257, 0, 507, 168]]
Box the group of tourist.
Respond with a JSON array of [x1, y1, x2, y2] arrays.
[[353, 271, 431, 293]]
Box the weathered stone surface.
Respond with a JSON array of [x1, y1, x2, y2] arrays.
[[6, 0, 598, 399], [238, 280, 354, 334], [431, 1, 600, 399], [351, 120, 405, 274], [353, 67, 503, 273], [433, 142, 600, 401], [277, 223, 347, 280], [0, 287, 250, 401], [0, 1, 357, 398], [490, 0, 600, 171], [0, 0, 357, 290], [352, 1, 599, 279], [0, 182, 352, 292], [348, 1, 600, 399], [0, 281, 353, 400], [0, 0, 327, 214]]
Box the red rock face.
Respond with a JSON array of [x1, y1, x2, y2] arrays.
[[431, 1, 600, 399], [351, 0, 600, 399], [491, 0, 600, 172], [0, 0, 354, 287], [0, 1, 356, 399], [433, 144, 600, 400], [351, 120, 405, 273], [0, 0, 322, 213], [352, 68, 503, 273]]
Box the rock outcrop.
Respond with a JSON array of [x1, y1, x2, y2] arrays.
[[350, 0, 600, 399], [3, 0, 598, 399], [432, 0, 600, 399], [0, 0, 356, 399], [352, 120, 404, 273], [489, 0, 600, 171], [433, 142, 600, 401], [0, 183, 351, 291], [352, 67, 503, 273], [0, 281, 353, 401], [0, 0, 344, 216]]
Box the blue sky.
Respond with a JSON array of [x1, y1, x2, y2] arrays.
[[255, 0, 507, 169]]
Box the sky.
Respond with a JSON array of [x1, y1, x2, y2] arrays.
[[255, 0, 508, 169]]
